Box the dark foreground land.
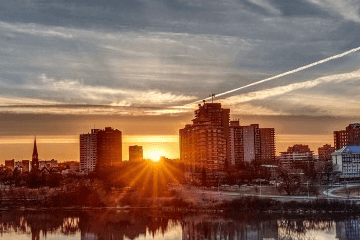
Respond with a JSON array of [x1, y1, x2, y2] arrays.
[[2, 183, 360, 216]]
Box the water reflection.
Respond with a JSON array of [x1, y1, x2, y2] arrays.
[[336, 219, 360, 240], [0, 210, 359, 240], [182, 215, 278, 239]]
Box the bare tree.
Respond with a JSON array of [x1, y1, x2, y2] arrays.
[[276, 168, 302, 196]]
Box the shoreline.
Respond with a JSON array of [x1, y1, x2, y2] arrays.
[[2, 195, 360, 215]]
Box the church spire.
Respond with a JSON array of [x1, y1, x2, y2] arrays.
[[31, 137, 39, 172], [32, 137, 38, 160]]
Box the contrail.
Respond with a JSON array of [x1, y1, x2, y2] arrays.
[[190, 46, 360, 105]]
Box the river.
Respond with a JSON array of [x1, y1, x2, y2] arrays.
[[0, 209, 355, 239]]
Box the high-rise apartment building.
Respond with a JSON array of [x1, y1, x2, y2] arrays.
[[96, 127, 122, 171], [80, 129, 100, 173], [242, 124, 261, 163], [260, 128, 276, 164], [334, 123, 360, 150], [129, 145, 143, 162], [279, 144, 314, 173], [194, 102, 230, 161], [318, 144, 335, 161], [229, 120, 275, 166], [179, 102, 229, 184], [229, 121, 243, 166], [80, 127, 122, 173]]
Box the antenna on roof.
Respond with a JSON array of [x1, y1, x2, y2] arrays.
[[209, 93, 216, 103]]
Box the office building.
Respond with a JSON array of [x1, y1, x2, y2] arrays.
[[129, 145, 143, 162], [334, 123, 360, 150], [318, 144, 335, 161]]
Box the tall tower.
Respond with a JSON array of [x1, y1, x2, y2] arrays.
[[96, 127, 122, 171], [31, 137, 39, 172], [179, 102, 229, 185]]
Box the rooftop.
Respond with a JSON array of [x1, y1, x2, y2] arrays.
[[333, 145, 360, 155]]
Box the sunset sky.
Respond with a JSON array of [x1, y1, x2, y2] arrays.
[[1, 0, 360, 162]]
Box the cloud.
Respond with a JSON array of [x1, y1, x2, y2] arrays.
[[0, 21, 74, 38], [0, 104, 193, 116], [278, 93, 360, 117], [221, 68, 360, 104], [305, 0, 360, 22], [0, 96, 59, 106], [36, 74, 197, 106], [247, 0, 281, 15], [217, 68, 360, 117]]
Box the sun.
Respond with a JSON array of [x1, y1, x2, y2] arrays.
[[148, 150, 163, 162]]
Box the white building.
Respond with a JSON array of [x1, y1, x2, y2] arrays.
[[332, 146, 360, 181], [80, 129, 100, 173]]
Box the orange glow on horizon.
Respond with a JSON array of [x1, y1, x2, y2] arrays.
[[147, 150, 163, 162]]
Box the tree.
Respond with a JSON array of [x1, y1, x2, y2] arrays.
[[324, 161, 333, 184], [276, 168, 302, 196]]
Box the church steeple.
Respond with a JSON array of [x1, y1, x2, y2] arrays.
[[31, 137, 39, 172], [32, 137, 38, 159]]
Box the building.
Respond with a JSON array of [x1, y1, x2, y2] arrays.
[[318, 144, 335, 161], [229, 120, 243, 166], [31, 137, 39, 172], [179, 102, 229, 185], [332, 146, 360, 181], [279, 144, 314, 174], [39, 159, 58, 169], [59, 161, 80, 172], [193, 102, 230, 161], [129, 145, 143, 162], [260, 128, 276, 164], [80, 129, 100, 173], [21, 160, 30, 172], [96, 127, 122, 171], [334, 123, 360, 150], [4, 159, 14, 170], [242, 124, 261, 163], [336, 219, 360, 240], [229, 120, 275, 166], [80, 127, 122, 173], [14, 160, 30, 172]]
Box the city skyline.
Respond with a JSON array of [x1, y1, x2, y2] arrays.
[[1, 1, 360, 161]]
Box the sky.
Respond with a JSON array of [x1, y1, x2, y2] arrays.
[[1, 0, 360, 161]]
